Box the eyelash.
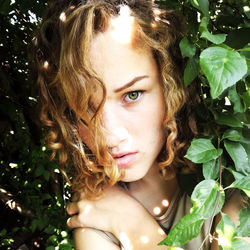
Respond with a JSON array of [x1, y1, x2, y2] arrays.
[[123, 90, 144, 103]]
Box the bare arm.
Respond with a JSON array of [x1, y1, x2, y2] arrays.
[[68, 186, 168, 249], [74, 228, 121, 250]]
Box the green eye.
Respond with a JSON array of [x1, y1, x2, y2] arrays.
[[124, 91, 143, 102]]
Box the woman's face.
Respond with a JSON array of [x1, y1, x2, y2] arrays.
[[80, 25, 166, 182]]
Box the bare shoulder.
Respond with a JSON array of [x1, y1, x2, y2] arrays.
[[74, 228, 121, 250]]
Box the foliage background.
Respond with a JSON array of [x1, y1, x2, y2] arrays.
[[0, 0, 249, 249]]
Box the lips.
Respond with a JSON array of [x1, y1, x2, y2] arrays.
[[112, 152, 137, 168]]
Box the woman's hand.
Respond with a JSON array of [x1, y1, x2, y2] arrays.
[[67, 185, 167, 249]]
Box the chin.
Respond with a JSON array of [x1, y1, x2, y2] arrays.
[[120, 168, 149, 183]]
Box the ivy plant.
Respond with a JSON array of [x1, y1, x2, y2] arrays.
[[157, 0, 250, 248]]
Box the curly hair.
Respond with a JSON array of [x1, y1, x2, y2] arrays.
[[34, 0, 198, 199]]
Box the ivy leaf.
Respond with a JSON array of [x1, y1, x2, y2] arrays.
[[231, 176, 250, 197], [242, 90, 250, 108], [228, 86, 245, 113], [226, 167, 246, 180], [216, 213, 250, 249], [214, 112, 243, 128], [159, 213, 204, 246], [216, 213, 236, 247], [224, 141, 249, 175], [190, 0, 209, 17], [222, 129, 243, 142], [43, 170, 50, 181], [0, 0, 12, 15], [34, 165, 44, 177], [179, 37, 196, 58], [200, 17, 227, 44], [203, 158, 220, 180], [185, 138, 223, 163], [236, 207, 250, 237], [191, 180, 225, 218], [184, 56, 199, 87], [200, 47, 247, 99], [231, 238, 250, 249]]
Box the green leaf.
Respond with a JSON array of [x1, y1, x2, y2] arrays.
[[200, 47, 248, 99], [236, 207, 250, 237], [226, 168, 245, 180], [201, 30, 227, 45], [228, 86, 245, 113], [179, 37, 196, 58], [222, 129, 243, 142], [216, 212, 250, 249], [231, 176, 250, 197], [184, 57, 199, 87], [0, 229, 7, 237], [203, 158, 220, 180], [242, 90, 250, 108], [30, 219, 38, 233], [238, 48, 250, 52], [190, 0, 209, 17], [200, 17, 227, 45], [216, 213, 236, 247], [0, 0, 12, 15], [45, 225, 56, 234], [34, 165, 44, 177], [231, 238, 250, 250], [185, 138, 223, 163], [224, 141, 249, 175], [159, 213, 204, 246], [43, 170, 50, 181], [191, 180, 225, 218], [214, 112, 243, 128]]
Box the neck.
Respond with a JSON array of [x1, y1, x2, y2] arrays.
[[128, 163, 179, 216]]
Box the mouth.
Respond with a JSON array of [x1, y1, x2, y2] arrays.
[[112, 152, 137, 168]]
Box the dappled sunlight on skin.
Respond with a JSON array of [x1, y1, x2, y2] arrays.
[[140, 235, 149, 244], [153, 199, 170, 215], [84, 204, 92, 215], [162, 199, 169, 207], [119, 232, 133, 250], [113, 127, 129, 141], [153, 206, 161, 215], [110, 5, 134, 44]]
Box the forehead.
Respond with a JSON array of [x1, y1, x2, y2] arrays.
[[89, 25, 157, 91]]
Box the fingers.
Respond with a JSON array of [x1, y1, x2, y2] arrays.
[[66, 201, 79, 215], [67, 214, 84, 228], [67, 200, 94, 229]]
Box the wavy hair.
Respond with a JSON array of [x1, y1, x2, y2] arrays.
[[34, 0, 198, 199]]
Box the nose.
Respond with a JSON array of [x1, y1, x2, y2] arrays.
[[102, 105, 128, 149]]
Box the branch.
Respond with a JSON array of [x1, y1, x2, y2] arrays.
[[0, 186, 35, 219]]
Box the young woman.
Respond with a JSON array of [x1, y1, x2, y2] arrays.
[[35, 0, 245, 249]]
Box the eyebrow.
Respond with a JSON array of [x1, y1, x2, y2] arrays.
[[114, 75, 149, 93]]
